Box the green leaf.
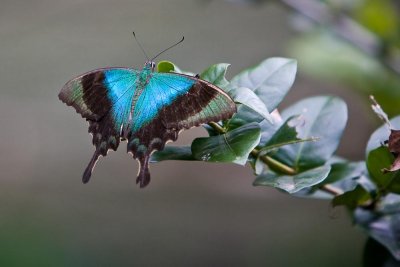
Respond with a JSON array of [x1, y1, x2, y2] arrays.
[[386, 174, 400, 194], [224, 112, 249, 131], [150, 146, 195, 162], [274, 96, 348, 171], [368, 214, 400, 261], [332, 185, 371, 209], [263, 115, 302, 148], [157, 61, 176, 73], [191, 122, 261, 165], [228, 57, 299, 125], [200, 63, 230, 89], [355, 0, 400, 41], [254, 116, 314, 175], [254, 156, 265, 176], [295, 161, 371, 200], [228, 105, 265, 129], [367, 146, 395, 189], [156, 60, 194, 75], [324, 161, 366, 186], [253, 165, 331, 194], [366, 115, 400, 155], [366, 146, 400, 194], [357, 175, 379, 196], [230, 57, 297, 111], [255, 139, 315, 174], [378, 193, 400, 214], [258, 115, 282, 146], [228, 87, 272, 122], [355, 194, 400, 261]]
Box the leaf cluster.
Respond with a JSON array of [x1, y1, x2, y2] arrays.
[[155, 58, 400, 263]]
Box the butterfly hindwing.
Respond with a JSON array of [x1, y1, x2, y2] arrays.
[[59, 68, 138, 182], [126, 72, 236, 187]]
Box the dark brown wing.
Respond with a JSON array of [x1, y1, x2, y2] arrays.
[[126, 73, 236, 187], [59, 68, 138, 183]]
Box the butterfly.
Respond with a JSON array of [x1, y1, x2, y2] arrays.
[[58, 41, 236, 188]]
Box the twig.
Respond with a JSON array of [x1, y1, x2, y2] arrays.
[[208, 121, 342, 196], [251, 148, 296, 175], [320, 184, 344, 196]]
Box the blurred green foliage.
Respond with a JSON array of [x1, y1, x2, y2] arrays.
[[285, 0, 400, 116], [354, 0, 400, 45]]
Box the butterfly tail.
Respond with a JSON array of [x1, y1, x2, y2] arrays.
[[136, 155, 151, 188], [82, 151, 101, 184]]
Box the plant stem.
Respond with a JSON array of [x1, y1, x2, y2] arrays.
[[320, 184, 344, 196], [208, 121, 226, 133], [208, 122, 341, 196], [251, 148, 296, 175]]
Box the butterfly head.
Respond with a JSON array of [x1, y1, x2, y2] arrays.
[[144, 61, 156, 72]]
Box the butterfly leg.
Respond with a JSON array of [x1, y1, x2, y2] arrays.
[[82, 150, 101, 183], [136, 154, 151, 188]]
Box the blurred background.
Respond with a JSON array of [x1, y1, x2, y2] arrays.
[[2, 0, 399, 266]]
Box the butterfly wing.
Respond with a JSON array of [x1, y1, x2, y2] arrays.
[[59, 68, 138, 182], [127, 72, 236, 187]]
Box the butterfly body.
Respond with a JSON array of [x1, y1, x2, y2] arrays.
[[59, 61, 236, 187]]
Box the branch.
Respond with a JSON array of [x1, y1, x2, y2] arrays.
[[208, 121, 343, 196]]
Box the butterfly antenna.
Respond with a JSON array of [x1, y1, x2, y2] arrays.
[[132, 31, 150, 61], [151, 36, 185, 61]]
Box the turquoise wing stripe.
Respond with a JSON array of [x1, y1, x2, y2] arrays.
[[132, 73, 195, 131], [103, 69, 138, 129]]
